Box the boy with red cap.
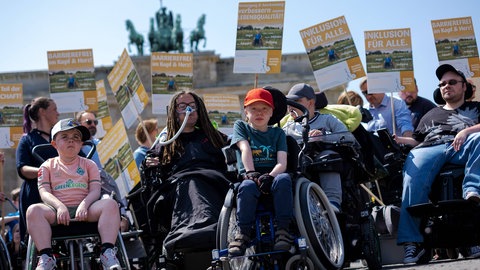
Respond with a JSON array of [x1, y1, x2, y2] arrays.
[[228, 88, 294, 257]]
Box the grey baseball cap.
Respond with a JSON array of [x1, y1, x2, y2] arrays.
[[286, 83, 316, 100]]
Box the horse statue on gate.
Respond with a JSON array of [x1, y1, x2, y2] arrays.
[[172, 14, 184, 53], [190, 14, 206, 52], [125, 19, 144, 56]]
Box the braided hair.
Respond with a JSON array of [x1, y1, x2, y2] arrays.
[[161, 90, 225, 165]]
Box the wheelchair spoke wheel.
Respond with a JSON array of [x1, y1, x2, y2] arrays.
[[0, 237, 12, 270], [218, 205, 256, 270], [295, 178, 344, 270], [285, 254, 314, 270], [360, 217, 382, 270]]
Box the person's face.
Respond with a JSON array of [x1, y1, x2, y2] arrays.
[[288, 97, 315, 120], [13, 226, 20, 243], [399, 87, 418, 105], [42, 101, 59, 127], [79, 112, 97, 138], [244, 101, 273, 130], [361, 82, 384, 107], [175, 94, 198, 131], [52, 129, 83, 157], [439, 71, 466, 104]]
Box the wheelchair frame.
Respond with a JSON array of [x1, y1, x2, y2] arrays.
[[408, 163, 480, 263], [23, 142, 131, 270]]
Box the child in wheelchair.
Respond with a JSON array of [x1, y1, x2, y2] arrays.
[[228, 88, 294, 257], [26, 119, 121, 270], [282, 83, 349, 212]]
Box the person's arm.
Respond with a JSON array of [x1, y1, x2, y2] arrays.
[[452, 123, 480, 151], [237, 140, 255, 172], [394, 135, 419, 147], [38, 165, 70, 225], [395, 99, 414, 136], [269, 151, 287, 177], [19, 165, 40, 180], [76, 160, 101, 221]]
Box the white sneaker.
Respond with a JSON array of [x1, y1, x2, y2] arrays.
[[100, 247, 121, 270], [36, 254, 56, 270]]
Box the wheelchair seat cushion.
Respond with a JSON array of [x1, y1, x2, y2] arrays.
[[51, 222, 99, 238]]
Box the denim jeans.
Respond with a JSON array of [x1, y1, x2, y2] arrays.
[[236, 173, 293, 234], [397, 132, 480, 244]]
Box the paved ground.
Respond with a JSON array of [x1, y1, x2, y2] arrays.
[[348, 258, 480, 269]]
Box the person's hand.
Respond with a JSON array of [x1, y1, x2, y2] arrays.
[[453, 129, 469, 151], [75, 202, 89, 222], [243, 171, 261, 182], [56, 205, 70, 226], [309, 129, 325, 137], [0, 192, 5, 202], [258, 174, 274, 194], [145, 156, 160, 167], [120, 216, 130, 232]]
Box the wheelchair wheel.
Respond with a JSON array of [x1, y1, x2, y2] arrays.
[[217, 205, 256, 270], [295, 177, 344, 270], [360, 217, 382, 270], [285, 254, 314, 269], [0, 237, 12, 270]]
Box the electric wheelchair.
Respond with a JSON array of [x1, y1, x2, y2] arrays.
[[210, 87, 345, 270], [23, 142, 131, 270]]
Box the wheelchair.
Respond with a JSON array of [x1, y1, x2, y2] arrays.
[[23, 141, 131, 270], [210, 90, 345, 270], [407, 163, 480, 264], [302, 130, 385, 269], [0, 235, 13, 270]]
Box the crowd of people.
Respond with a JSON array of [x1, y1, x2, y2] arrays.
[[1, 62, 479, 269]]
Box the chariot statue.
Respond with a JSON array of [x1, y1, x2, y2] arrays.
[[126, 4, 207, 54]]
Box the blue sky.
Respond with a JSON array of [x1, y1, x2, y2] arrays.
[[1, 0, 479, 99]]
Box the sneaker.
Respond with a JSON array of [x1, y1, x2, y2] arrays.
[[468, 245, 480, 259], [466, 191, 480, 203], [36, 254, 56, 270], [273, 229, 294, 251], [403, 242, 425, 264], [100, 247, 121, 270], [228, 233, 250, 257]]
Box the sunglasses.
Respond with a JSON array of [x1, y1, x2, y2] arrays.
[[83, 119, 98, 126], [438, 79, 464, 88], [361, 91, 372, 96]]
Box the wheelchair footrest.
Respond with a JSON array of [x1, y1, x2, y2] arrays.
[[407, 200, 479, 218]]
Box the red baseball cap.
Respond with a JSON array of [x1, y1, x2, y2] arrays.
[[244, 88, 275, 108]]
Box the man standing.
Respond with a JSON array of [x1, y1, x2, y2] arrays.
[[399, 79, 437, 129], [360, 77, 414, 137], [75, 111, 102, 168], [395, 64, 480, 263]]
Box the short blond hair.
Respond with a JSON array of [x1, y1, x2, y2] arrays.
[[135, 119, 158, 144]]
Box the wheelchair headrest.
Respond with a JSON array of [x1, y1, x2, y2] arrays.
[[433, 81, 473, 105], [262, 85, 287, 126], [315, 92, 328, 109]]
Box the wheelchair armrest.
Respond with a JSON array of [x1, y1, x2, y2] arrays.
[[222, 146, 237, 165]]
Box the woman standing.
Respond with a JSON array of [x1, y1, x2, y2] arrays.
[[15, 97, 59, 240]]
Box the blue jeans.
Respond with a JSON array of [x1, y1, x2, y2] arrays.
[[397, 132, 480, 244], [236, 173, 293, 234]]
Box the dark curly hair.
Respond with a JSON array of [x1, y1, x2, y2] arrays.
[[161, 90, 225, 165]]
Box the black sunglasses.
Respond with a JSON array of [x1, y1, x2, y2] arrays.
[[84, 119, 98, 125], [438, 79, 464, 88]]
